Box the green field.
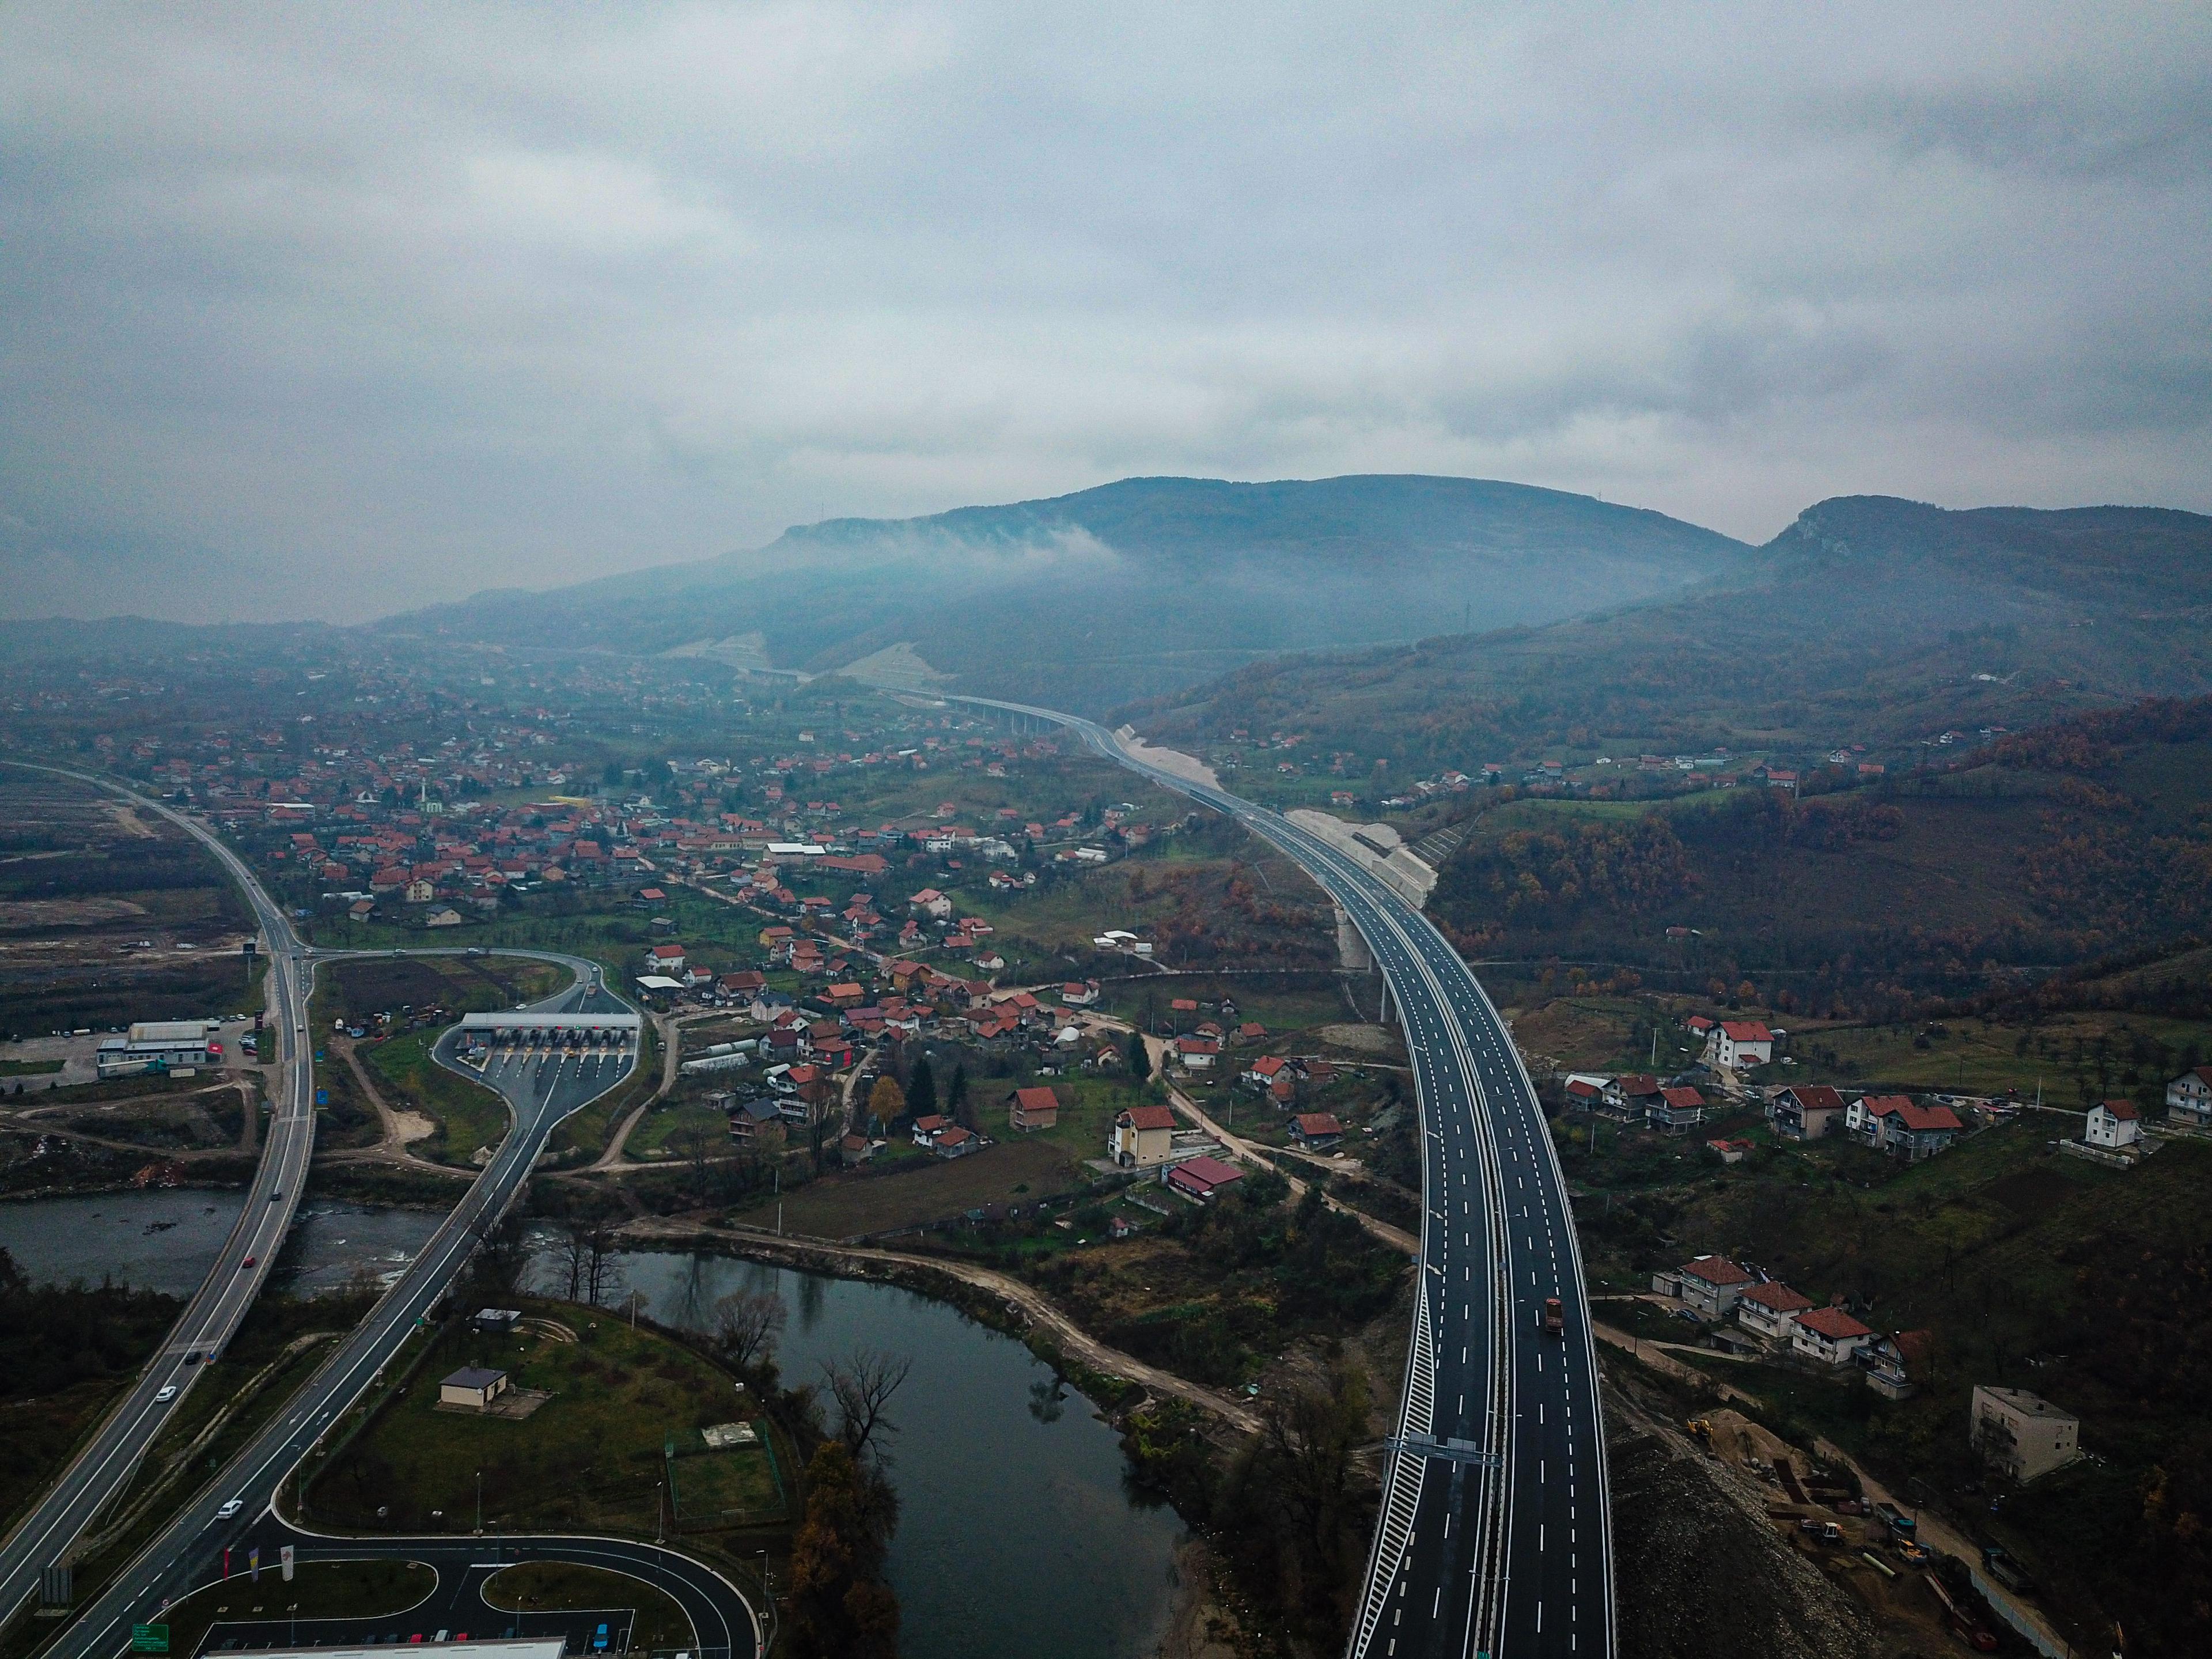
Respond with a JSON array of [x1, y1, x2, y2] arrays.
[[733, 1134, 1085, 1239], [363, 1031, 511, 1165], [309, 1300, 787, 1535]]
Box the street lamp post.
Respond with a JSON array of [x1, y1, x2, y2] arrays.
[[476, 1469, 483, 1535]]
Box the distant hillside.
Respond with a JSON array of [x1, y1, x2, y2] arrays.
[[380, 475, 1751, 709], [1427, 694, 2212, 1012], [1130, 497, 2212, 766]]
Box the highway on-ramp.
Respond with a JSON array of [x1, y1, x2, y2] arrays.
[[26, 939, 677, 1659], [957, 699, 1616, 1659], [0, 767, 320, 1636]]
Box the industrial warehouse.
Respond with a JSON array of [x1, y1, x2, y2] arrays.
[[94, 1020, 222, 1079]]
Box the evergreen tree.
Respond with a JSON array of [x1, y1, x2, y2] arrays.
[[1126, 1030, 1150, 1084], [947, 1064, 972, 1130], [907, 1056, 937, 1122]]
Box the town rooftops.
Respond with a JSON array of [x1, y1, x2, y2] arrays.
[[2097, 1099, 2141, 1120], [1738, 1281, 1815, 1313], [1680, 1256, 1755, 1287], [1658, 1086, 1704, 1109], [442, 1366, 506, 1390], [1010, 1086, 1059, 1115], [1718, 1020, 1772, 1041], [1120, 1105, 1176, 1131], [1292, 1112, 1344, 1138], [1796, 1306, 1873, 1341]]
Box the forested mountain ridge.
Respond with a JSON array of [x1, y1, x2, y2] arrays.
[[375, 474, 1751, 708], [1127, 497, 2212, 768]]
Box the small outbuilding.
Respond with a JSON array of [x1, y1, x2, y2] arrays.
[[440, 1366, 510, 1411]]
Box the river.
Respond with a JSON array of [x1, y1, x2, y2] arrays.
[[0, 1191, 444, 1298], [532, 1244, 1189, 1659], [0, 1193, 1189, 1659]]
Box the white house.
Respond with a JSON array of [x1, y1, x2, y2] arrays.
[[1705, 1020, 1774, 1069], [1971, 1385, 2081, 1483], [908, 888, 952, 920], [1791, 1305, 1874, 1366], [2166, 1065, 2212, 1128], [1656, 1255, 1755, 1319], [2084, 1100, 2142, 1150], [1734, 1280, 1815, 1340]]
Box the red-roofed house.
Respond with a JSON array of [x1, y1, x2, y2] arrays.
[[1289, 1112, 1344, 1149], [1849, 1094, 1963, 1159], [1165, 1154, 1245, 1202], [1792, 1305, 1874, 1366], [644, 942, 687, 973], [931, 1124, 979, 1158], [1006, 1086, 1060, 1132], [2084, 1099, 2142, 1150], [1658, 1255, 1757, 1319], [1734, 1281, 1815, 1340], [1706, 1020, 1774, 1067], [1174, 1036, 1219, 1070], [1768, 1084, 1846, 1141], [1110, 1104, 1176, 1169], [1647, 1086, 1706, 1133]]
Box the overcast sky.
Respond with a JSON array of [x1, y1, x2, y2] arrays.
[[5, 3, 2208, 623]]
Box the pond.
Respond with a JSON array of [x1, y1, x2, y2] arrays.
[[530, 1243, 1189, 1659]]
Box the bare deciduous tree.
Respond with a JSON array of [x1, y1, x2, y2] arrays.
[[821, 1347, 913, 1461], [555, 1224, 591, 1302], [713, 1287, 787, 1375], [584, 1222, 624, 1308]]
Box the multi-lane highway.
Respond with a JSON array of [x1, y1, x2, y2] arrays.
[[0, 766, 320, 1635], [956, 699, 1615, 1659], [37, 952, 658, 1659]]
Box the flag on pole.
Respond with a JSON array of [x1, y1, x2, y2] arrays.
[[280, 1546, 295, 1582], [248, 1547, 260, 1583]]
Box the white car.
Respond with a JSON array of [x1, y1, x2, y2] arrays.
[[213, 1498, 243, 1521], [155, 1385, 177, 1403]]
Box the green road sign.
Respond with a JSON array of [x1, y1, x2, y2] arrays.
[[131, 1625, 169, 1653]]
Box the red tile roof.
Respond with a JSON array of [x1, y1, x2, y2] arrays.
[[1797, 1306, 1873, 1342], [1681, 1256, 1755, 1287]]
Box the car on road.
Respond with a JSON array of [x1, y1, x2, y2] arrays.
[[270, 1188, 282, 1201], [156, 1384, 177, 1402], [1543, 1297, 1565, 1335], [184, 1351, 202, 1365], [213, 1498, 243, 1521], [241, 1255, 256, 1268]]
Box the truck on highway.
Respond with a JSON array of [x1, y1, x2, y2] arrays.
[[1543, 1297, 1565, 1335]]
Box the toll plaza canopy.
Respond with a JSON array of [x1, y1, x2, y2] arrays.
[[459, 1012, 641, 1039]]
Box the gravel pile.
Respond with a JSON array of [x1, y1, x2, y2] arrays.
[[1608, 1389, 1881, 1659]]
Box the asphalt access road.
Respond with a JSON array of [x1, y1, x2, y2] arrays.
[[954, 697, 1615, 1659], [39, 952, 665, 1659], [218, 1516, 759, 1659], [0, 767, 320, 1635]]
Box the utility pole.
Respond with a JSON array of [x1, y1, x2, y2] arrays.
[[476, 1468, 483, 1534]]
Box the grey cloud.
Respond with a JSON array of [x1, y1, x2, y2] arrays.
[[2, 1, 2208, 622]]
